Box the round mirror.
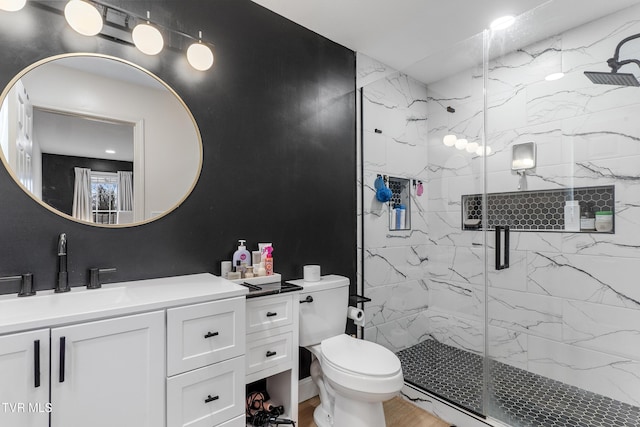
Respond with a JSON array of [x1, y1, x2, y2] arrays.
[[0, 53, 202, 227]]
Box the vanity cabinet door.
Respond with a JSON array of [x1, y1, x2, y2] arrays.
[[0, 329, 50, 427], [50, 311, 165, 427]]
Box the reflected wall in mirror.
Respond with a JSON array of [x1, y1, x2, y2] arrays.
[[0, 54, 202, 227]]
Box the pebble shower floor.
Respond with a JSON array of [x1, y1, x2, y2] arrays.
[[397, 340, 640, 427]]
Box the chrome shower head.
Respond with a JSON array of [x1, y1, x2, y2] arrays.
[[584, 71, 640, 87]]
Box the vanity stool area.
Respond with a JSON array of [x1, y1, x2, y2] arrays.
[[0, 273, 301, 427]]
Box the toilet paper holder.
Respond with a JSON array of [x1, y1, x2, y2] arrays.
[[349, 294, 371, 305]]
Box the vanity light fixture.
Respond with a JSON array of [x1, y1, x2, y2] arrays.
[[443, 134, 457, 147], [465, 141, 479, 153], [476, 145, 492, 156], [0, 0, 26, 12], [22, 0, 217, 71], [64, 0, 103, 36], [490, 15, 515, 31], [187, 31, 214, 71], [132, 11, 164, 55], [455, 138, 468, 150]]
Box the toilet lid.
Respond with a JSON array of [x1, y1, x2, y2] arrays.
[[321, 335, 401, 377]]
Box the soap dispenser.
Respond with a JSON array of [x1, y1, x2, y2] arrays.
[[232, 240, 251, 268]]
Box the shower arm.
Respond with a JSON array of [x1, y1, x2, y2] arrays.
[[607, 32, 640, 72]]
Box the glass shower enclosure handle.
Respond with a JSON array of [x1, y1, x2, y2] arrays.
[[495, 226, 510, 270]]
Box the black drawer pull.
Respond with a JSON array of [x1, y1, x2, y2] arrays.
[[204, 394, 219, 404], [266, 312, 277, 317], [34, 340, 40, 388], [266, 351, 277, 358], [59, 337, 66, 383], [204, 331, 219, 339], [300, 296, 314, 304]]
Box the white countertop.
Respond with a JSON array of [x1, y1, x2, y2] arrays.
[[0, 273, 248, 335]]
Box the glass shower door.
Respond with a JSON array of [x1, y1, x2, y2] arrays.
[[389, 32, 490, 417], [484, 2, 640, 426]]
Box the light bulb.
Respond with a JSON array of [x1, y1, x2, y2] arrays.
[[0, 0, 26, 11], [545, 72, 565, 81], [466, 141, 479, 153], [490, 15, 515, 31], [455, 138, 468, 150], [133, 12, 164, 55], [187, 33, 214, 71], [476, 146, 493, 156], [64, 0, 103, 36], [443, 134, 457, 147]]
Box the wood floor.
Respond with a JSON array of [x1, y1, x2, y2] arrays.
[[298, 396, 451, 427]]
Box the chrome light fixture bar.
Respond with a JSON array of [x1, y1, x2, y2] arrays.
[[21, 0, 215, 71]]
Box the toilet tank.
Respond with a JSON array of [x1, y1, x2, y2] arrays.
[[290, 275, 350, 347]]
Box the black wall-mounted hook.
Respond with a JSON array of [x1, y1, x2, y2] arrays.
[[446, 106, 455, 113], [374, 128, 382, 134]]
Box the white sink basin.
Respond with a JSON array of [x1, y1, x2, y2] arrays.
[[0, 286, 131, 323], [0, 273, 248, 335]]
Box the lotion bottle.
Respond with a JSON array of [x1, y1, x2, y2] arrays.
[[232, 240, 251, 269]]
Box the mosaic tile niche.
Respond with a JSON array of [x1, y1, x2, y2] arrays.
[[388, 176, 412, 230], [462, 185, 614, 232]]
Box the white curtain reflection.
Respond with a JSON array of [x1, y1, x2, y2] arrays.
[[117, 170, 133, 211], [72, 167, 92, 222]]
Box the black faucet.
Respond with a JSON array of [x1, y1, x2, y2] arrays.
[[55, 233, 70, 293]]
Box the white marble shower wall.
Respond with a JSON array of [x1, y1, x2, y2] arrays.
[[426, 4, 640, 407], [358, 53, 431, 352]]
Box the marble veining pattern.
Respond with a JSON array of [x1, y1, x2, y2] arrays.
[[359, 2, 640, 423]]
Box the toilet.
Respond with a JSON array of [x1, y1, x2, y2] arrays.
[[290, 275, 403, 427]]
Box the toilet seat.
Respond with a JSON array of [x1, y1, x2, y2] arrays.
[[319, 335, 403, 395]]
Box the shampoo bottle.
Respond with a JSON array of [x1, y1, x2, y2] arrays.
[[564, 201, 580, 232], [232, 240, 251, 269]]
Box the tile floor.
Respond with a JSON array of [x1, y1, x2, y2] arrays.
[[397, 339, 640, 427]]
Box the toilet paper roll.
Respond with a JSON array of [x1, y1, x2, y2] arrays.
[[303, 265, 321, 282], [347, 306, 365, 328]]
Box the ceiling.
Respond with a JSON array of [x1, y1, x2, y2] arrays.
[[252, 0, 640, 83]]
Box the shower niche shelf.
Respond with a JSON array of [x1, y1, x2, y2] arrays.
[[461, 185, 614, 233], [388, 176, 412, 231]]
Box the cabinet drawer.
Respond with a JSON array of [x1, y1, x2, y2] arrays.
[[167, 356, 245, 427], [246, 331, 293, 375], [246, 295, 292, 334], [217, 415, 245, 427], [167, 297, 245, 376]]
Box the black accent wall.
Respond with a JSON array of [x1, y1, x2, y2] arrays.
[[42, 154, 133, 216], [0, 0, 356, 299]]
